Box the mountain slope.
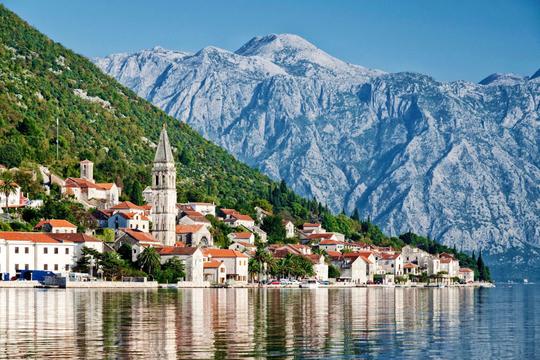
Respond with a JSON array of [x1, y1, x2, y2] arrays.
[[95, 34, 540, 260], [0, 5, 291, 211]]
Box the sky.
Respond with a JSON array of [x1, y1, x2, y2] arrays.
[[2, 0, 539, 82]]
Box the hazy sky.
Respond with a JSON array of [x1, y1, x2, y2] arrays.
[[2, 0, 539, 82]]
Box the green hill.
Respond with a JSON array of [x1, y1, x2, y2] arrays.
[[0, 5, 489, 280]]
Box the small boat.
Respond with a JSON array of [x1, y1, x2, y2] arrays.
[[300, 279, 319, 289], [524, 278, 529, 284], [437, 284, 445, 288]]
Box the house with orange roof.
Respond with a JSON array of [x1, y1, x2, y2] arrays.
[[203, 260, 227, 284], [61, 160, 121, 209], [318, 238, 367, 253], [228, 232, 256, 244], [203, 248, 249, 283], [439, 254, 460, 277], [229, 241, 257, 253], [107, 211, 150, 232], [0, 231, 102, 278], [334, 251, 376, 283], [376, 253, 404, 276], [34, 219, 77, 234], [178, 210, 211, 229], [224, 213, 255, 229], [179, 202, 216, 217], [175, 224, 212, 247], [158, 246, 204, 284], [458, 268, 474, 283], [403, 262, 418, 276]]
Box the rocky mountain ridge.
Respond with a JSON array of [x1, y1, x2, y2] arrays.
[[95, 34, 540, 264]]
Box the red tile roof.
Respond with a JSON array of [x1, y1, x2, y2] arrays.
[[158, 246, 199, 256], [64, 177, 116, 191], [50, 233, 101, 243], [313, 233, 337, 239], [233, 241, 256, 248], [204, 248, 248, 258], [459, 268, 473, 273], [111, 201, 144, 210], [303, 223, 321, 228], [379, 253, 401, 260], [175, 224, 204, 234], [403, 263, 418, 269], [0, 232, 61, 244], [232, 213, 254, 221], [34, 219, 77, 229], [229, 232, 253, 239], [122, 229, 159, 243], [203, 260, 224, 269], [326, 250, 343, 259]]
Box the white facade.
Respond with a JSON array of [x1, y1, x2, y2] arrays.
[[107, 212, 150, 232], [204, 249, 249, 283], [159, 247, 204, 284], [283, 220, 295, 239], [0, 232, 103, 278], [151, 126, 177, 246], [183, 203, 216, 217]]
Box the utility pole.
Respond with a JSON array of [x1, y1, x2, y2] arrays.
[[56, 118, 59, 160]]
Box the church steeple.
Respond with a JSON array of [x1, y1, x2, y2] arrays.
[[151, 125, 177, 246], [154, 124, 174, 163]]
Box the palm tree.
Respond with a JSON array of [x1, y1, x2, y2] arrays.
[[137, 247, 161, 276], [250, 246, 275, 283], [0, 173, 18, 214]]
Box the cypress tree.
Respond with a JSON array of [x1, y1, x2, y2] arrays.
[[477, 251, 486, 281], [351, 208, 360, 221]]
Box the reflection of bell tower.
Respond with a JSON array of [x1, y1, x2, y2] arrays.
[[151, 125, 177, 246], [80, 159, 94, 183]]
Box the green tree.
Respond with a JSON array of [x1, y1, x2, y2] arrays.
[[158, 257, 185, 283], [117, 243, 133, 263], [328, 264, 340, 279], [261, 215, 286, 244], [137, 247, 161, 276]]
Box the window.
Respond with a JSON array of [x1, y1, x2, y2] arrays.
[[65, 264, 70, 271], [24, 264, 29, 270], [14, 247, 19, 254], [65, 248, 69, 255], [220, 267, 225, 273], [54, 264, 59, 271], [44, 264, 48, 270], [25, 247, 29, 254], [54, 248, 58, 254], [44, 247, 48, 254], [15, 264, 19, 271]]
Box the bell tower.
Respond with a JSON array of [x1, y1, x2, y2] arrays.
[[151, 125, 177, 246]]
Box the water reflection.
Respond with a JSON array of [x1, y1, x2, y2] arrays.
[[0, 286, 537, 359]]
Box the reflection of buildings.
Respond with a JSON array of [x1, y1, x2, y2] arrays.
[[0, 287, 489, 358]]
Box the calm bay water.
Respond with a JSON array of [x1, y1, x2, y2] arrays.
[[0, 286, 538, 359]]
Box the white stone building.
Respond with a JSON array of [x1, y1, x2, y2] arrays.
[[62, 160, 120, 210], [158, 246, 204, 284], [283, 220, 295, 239], [34, 219, 77, 234], [0, 232, 103, 278], [175, 224, 212, 247], [203, 248, 249, 284]]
